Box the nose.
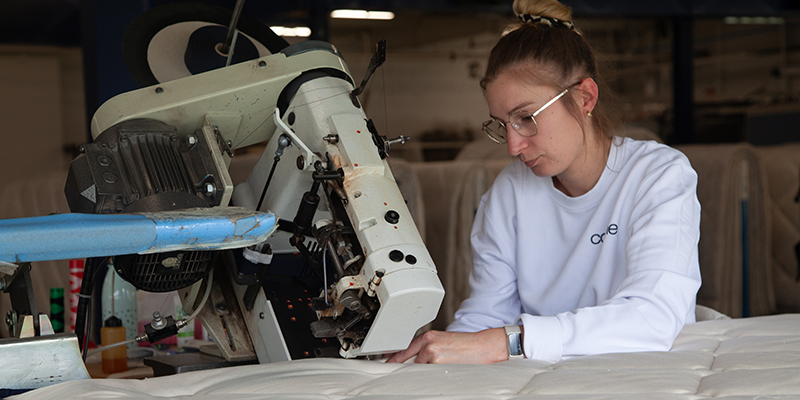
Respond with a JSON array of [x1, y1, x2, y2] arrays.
[[505, 126, 527, 157]]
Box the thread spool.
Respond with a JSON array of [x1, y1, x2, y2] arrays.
[[69, 259, 84, 332], [49, 288, 64, 333]]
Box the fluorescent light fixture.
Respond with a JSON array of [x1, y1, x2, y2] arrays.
[[330, 9, 395, 20], [724, 16, 784, 25], [270, 26, 312, 37]]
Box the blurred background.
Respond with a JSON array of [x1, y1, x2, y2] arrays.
[[0, 0, 798, 181]]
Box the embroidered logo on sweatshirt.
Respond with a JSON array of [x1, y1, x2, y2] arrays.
[[590, 224, 618, 245]]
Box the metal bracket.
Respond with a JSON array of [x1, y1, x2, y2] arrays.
[[4, 263, 39, 336], [273, 108, 318, 170], [0, 333, 90, 389], [196, 267, 257, 362]]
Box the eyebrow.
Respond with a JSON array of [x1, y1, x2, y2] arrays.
[[489, 100, 537, 120]]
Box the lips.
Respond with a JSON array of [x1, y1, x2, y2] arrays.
[[523, 156, 540, 168]]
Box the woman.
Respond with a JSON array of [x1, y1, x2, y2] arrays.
[[387, 0, 701, 364]]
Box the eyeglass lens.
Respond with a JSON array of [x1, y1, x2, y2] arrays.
[[483, 111, 537, 143]]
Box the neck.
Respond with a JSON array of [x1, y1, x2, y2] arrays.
[[553, 134, 611, 197]]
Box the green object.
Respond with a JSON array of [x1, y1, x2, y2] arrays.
[[50, 287, 64, 333]]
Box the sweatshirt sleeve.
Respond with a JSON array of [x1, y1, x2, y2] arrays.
[[446, 166, 524, 333], [520, 160, 702, 362]]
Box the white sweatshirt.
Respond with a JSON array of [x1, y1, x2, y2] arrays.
[[447, 137, 702, 362]]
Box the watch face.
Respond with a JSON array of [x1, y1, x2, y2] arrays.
[[508, 333, 522, 356]]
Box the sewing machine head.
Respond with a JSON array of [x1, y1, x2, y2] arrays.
[[64, 40, 444, 362]]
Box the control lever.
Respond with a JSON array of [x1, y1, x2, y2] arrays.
[[351, 39, 386, 98]]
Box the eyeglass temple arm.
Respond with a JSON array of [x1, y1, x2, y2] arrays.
[[532, 88, 570, 117]]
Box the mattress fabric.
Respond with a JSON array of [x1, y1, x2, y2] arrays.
[[11, 314, 800, 399]]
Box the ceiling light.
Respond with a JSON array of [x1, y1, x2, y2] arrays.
[[330, 10, 395, 20], [270, 26, 312, 37], [723, 16, 784, 25]]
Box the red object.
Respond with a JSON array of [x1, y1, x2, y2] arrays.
[[69, 259, 84, 333]]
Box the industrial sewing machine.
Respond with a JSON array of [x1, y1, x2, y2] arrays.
[[77, 38, 443, 361], [0, 31, 444, 384]]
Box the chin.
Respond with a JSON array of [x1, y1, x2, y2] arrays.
[[527, 165, 555, 178]]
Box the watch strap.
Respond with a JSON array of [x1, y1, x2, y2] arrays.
[[504, 324, 524, 359]]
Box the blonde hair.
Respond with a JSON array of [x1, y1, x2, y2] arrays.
[[512, 0, 573, 28], [482, 0, 619, 140]]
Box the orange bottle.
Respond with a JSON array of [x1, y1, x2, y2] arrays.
[[101, 316, 128, 374]]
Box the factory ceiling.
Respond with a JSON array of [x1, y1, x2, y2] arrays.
[[1, 0, 797, 47]]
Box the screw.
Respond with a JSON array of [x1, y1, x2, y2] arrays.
[[152, 311, 165, 329], [103, 172, 118, 184], [216, 303, 227, 312], [323, 134, 339, 144], [259, 312, 265, 319], [188, 136, 197, 145]]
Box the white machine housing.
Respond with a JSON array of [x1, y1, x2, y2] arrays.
[[90, 41, 444, 360]]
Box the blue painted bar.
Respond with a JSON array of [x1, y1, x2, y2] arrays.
[[0, 207, 277, 263]]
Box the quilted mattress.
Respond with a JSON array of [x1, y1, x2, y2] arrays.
[[11, 313, 800, 399]]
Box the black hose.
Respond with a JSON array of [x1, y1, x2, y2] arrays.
[[75, 257, 106, 357]]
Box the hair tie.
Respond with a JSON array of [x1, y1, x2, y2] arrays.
[[518, 14, 575, 31]]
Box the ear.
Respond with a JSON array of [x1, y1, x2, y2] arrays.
[[575, 78, 599, 114]]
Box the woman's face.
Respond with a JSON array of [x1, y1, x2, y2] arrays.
[[484, 72, 586, 179]]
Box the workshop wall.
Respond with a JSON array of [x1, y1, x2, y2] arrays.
[[0, 46, 86, 190], [1, 15, 799, 176]]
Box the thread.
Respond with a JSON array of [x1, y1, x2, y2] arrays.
[[69, 259, 84, 332]]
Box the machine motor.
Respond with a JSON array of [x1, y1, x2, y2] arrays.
[[64, 118, 227, 292]]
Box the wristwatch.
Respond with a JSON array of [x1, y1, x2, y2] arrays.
[[504, 324, 524, 359]]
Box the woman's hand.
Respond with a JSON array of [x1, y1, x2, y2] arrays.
[[385, 328, 510, 364]]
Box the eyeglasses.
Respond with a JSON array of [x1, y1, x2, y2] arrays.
[[482, 83, 577, 144]]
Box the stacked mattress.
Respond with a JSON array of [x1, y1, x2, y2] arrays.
[[12, 314, 800, 399]]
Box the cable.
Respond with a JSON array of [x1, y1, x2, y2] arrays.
[[185, 269, 214, 322], [86, 337, 138, 357], [322, 245, 330, 307], [76, 257, 108, 360]]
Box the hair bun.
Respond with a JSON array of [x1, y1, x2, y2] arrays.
[[518, 14, 575, 30]]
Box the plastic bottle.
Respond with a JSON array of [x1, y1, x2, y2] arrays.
[[101, 260, 138, 348], [101, 316, 128, 374]]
